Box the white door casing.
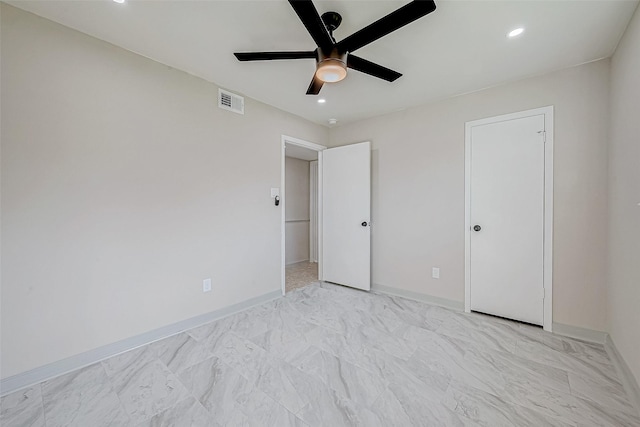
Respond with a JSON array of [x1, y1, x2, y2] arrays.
[[465, 107, 554, 330], [309, 160, 318, 263], [322, 141, 371, 291]]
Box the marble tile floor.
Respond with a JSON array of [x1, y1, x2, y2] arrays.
[[2, 282, 639, 426], [285, 262, 318, 293]]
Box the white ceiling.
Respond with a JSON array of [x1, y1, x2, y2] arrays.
[[9, 0, 638, 127]]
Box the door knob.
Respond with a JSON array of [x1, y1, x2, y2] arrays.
[[473, 225, 481, 232], [361, 221, 368, 227]]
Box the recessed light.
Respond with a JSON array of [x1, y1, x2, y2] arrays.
[[317, 99, 326, 104], [113, 0, 125, 3], [508, 28, 524, 38]]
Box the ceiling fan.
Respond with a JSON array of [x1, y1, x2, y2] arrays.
[[234, 0, 437, 95]]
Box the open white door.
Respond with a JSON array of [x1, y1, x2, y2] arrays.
[[322, 142, 371, 291]]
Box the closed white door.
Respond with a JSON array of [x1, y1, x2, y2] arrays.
[[322, 142, 371, 291], [469, 114, 545, 325]]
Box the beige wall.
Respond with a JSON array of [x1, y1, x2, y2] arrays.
[[285, 156, 310, 265], [608, 4, 640, 387], [330, 59, 611, 332], [2, 1, 634, 381], [0, 5, 327, 378]]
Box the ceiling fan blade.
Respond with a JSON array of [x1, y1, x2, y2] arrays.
[[288, 0, 335, 52], [234, 51, 317, 61], [336, 0, 436, 54], [347, 55, 402, 82], [306, 75, 324, 95]]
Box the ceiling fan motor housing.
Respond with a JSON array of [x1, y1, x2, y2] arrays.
[[316, 48, 348, 82]]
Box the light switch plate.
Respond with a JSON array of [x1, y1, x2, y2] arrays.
[[270, 188, 280, 198], [432, 268, 440, 279]]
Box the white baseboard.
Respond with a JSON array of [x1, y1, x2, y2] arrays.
[[285, 258, 310, 266], [551, 322, 608, 344], [0, 289, 281, 397], [371, 283, 464, 311], [604, 335, 640, 417], [371, 285, 610, 345]]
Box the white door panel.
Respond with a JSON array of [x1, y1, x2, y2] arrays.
[[470, 115, 545, 325], [322, 142, 371, 291]]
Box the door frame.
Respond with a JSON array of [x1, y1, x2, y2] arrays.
[[309, 160, 319, 263], [464, 106, 554, 331], [281, 135, 327, 296]]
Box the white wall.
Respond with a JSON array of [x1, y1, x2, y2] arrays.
[[330, 59, 611, 332], [0, 5, 327, 378], [285, 156, 310, 265], [608, 4, 640, 388]]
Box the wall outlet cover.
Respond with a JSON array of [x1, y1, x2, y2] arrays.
[[203, 278, 212, 292], [432, 268, 440, 279]]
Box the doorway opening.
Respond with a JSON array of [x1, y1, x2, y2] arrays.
[[281, 136, 326, 295]]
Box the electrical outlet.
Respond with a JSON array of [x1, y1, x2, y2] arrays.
[[203, 278, 212, 293], [432, 268, 440, 279]]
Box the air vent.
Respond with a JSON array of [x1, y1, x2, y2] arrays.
[[218, 88, 244, 115]]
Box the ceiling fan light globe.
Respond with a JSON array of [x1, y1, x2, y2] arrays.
[[315, 59, 347, 83]]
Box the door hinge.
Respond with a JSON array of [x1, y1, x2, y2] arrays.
[[537, 130, 547, 143]]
